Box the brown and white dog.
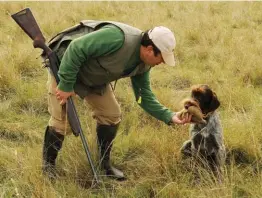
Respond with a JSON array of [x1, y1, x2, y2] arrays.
[[180, 84, 226, 179]]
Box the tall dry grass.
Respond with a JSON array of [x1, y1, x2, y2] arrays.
[[1, 1, 262, 197]]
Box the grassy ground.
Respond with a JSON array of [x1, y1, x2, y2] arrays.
[[1, 1, 262, 198]]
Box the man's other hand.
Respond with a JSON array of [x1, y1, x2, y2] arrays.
[[55, 87, 75, 105]]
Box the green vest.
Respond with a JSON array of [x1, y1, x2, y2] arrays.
[[48, 20, 151, 97]]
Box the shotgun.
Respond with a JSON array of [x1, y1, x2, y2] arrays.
[[11, 8, 99, 183]]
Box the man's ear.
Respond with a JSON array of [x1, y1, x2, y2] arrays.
[[146, 45, 154, 52], [209, 92, 220, 112]]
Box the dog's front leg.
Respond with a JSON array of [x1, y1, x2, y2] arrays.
[[180, 140, 193, 158]]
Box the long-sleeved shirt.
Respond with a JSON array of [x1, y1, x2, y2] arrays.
[[58, 24, 174, 124]]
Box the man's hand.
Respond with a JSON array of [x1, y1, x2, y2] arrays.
[[171, 113, 192, 125], [55, 87, 75, 105]]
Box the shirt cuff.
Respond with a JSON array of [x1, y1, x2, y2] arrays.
[[167, 112, 176, 125], [57, 82, 74, 92]]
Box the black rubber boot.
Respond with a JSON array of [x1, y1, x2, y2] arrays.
[[97, 124, 126, 181], [42, 126, 64, 179]]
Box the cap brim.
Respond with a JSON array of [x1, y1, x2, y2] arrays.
[[162, 52, 176, 66]]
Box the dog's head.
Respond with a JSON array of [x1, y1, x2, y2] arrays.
[[191, 84, 220, 115]]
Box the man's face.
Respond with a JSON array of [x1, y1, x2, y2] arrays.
[[140, 45, 164, 67]]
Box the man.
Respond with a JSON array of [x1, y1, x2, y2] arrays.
[[43, 20, 191, 181]]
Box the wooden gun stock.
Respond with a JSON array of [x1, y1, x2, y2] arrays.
[[11, 8, 51, 53]]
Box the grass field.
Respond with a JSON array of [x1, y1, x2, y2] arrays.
[[1, 2, 262, 198]]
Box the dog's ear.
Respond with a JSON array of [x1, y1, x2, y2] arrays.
[[191, 85, 205, 98], [209, 92, 220, 112]]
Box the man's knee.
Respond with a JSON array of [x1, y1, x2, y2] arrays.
[[48, 116, 72, 136], [93, 111, 122, 125]]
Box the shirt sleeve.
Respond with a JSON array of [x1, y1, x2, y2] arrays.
[[131, 70, 174, 125], [57, 25, 124, 92]]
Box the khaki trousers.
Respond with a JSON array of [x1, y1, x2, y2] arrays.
[[47, 72, 122, 135]]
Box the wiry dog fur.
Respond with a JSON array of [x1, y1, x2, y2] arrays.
[[180, 84, 226, 179]]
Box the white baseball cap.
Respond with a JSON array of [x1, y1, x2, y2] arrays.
[[148, 26, 176, 66]]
